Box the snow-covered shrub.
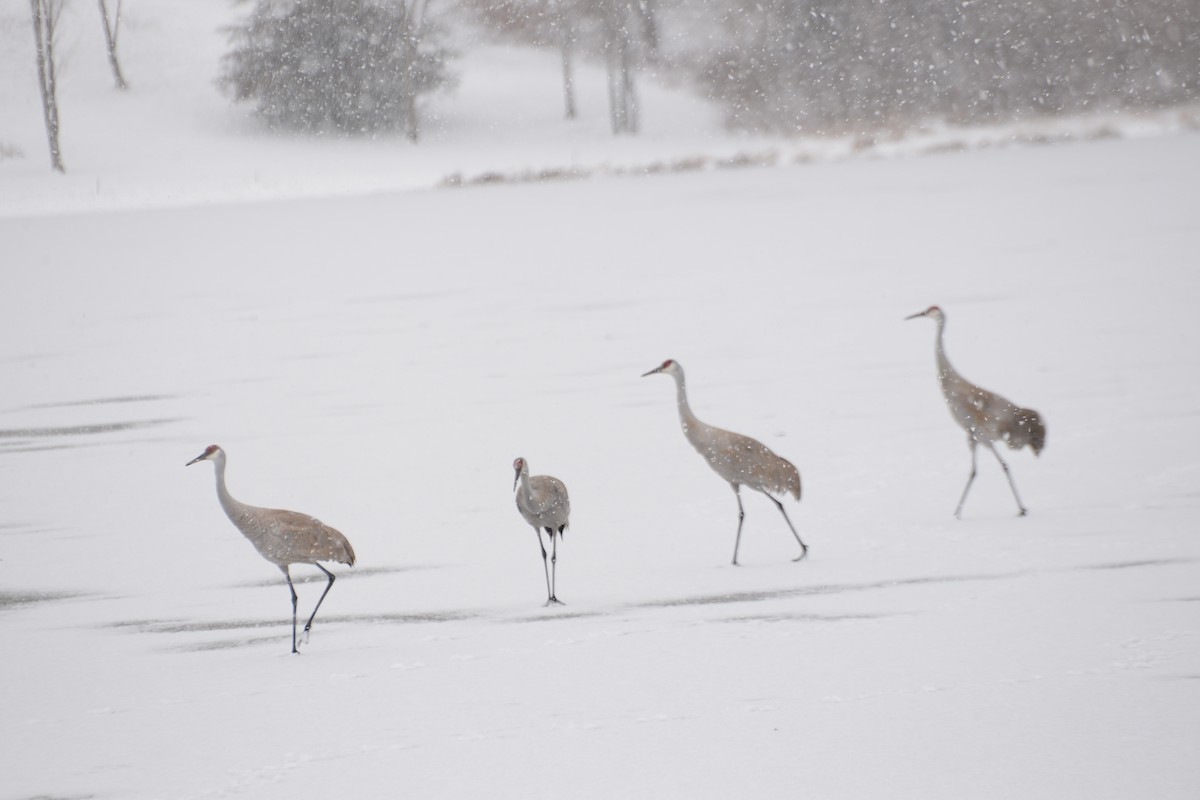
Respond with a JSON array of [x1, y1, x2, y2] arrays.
[[219, 0, 454, 137]]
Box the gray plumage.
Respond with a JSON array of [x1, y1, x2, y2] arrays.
[[642, 359, 807, 565], [906, 305, 1046, 518], [512, 457, 570, 605], [186, 444, 355, 653]]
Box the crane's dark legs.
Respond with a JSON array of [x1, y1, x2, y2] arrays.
[[764, 493, 807, 561], [284, 566, 299, 654], [548, 527, 564, 605], [301, 563, 337, 646], [731, 484, 745, 566], [987, 443, 1028, 516], [955, 440, 979, 519], [534, 527, 556, 605]]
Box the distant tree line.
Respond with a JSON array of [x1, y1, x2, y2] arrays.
[[20, 0, 1200, 172], [471, 0, 1199, 135], [697, 0, 1200, 133]]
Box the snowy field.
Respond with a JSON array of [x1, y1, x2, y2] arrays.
[[3, 132, 1199, 799], [4, 3, 1200, 800]]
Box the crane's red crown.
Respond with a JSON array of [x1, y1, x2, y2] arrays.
[[661, 359, 674, 369], [204, 444, 219, 456], [513, 457, 524, 471]]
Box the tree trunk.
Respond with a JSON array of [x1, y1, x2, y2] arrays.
[[398, 0, 420, 142], [605, 46, 623, 134], [635, 0, 658, 62], [621, 38, 639, 133], [98, 0, 128, 90], [602, 0, 638, 135], [30, 0, 65, 172], [555, 0, 576, 119]]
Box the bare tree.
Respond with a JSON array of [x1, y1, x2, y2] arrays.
[[399, 0, 435, 142], [30, 0, 66, 172], [633, 0, 658, 61], [97, 0, 127, 90], [464, 0, 656, 131], [553, 0, 576, 119], [602, 0, 638, 134]]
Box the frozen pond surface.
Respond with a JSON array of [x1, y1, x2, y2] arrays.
[[2, 133, 1200, 798]]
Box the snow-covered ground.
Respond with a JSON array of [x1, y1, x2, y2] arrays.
[[3, 3, 1200, 800]]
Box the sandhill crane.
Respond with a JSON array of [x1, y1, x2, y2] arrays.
[[641, 359, 806, 566], [186, 444, 356, 653], [512, 457, 570, 605], [905, 306, 1046, 518]]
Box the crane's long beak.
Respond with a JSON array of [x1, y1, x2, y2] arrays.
[[512, 469, 520, 491], [185, 453, 206, 466], [904, 311, 926, 321], [641, 366, 662, 377]]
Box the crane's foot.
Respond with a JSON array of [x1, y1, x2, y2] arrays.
[[544, 597, 566, 607], [1018, 508, 1028, 517], [792, 548, 809, 563]]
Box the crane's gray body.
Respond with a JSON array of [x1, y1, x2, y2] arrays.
[[514, 468, 571, 535], [932, 326, 1045, 456], [908, 306, 1045, 517], [668, 368, 801, 501], [215, 485, 356, 571], [205, 447, 356, 570], [643, 360, 806, 564]]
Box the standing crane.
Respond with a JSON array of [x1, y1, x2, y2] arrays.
[[641, 359, 806, 565], [905, 306, 1046, 518], [186, 444, 356, 654], [512, 457, 570, 605]]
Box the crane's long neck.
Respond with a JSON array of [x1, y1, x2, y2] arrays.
[[933, 315, 958, 385], [516, 467, 534, 504], [670, 369, 705, 442], [212, 452, 247, 522]]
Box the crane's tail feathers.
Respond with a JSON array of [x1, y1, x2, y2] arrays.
[[786, 464, 802, 502], [1009, 407, 1046, 456]]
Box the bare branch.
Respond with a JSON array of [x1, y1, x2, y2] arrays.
[[99, 0, 129, 89], [29, 0, 66, 171]]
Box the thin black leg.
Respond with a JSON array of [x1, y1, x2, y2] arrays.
[[284, 566, 299, 654], [988, 443, 1028, 516], [732, 484, 745, 566], [534, 527, 553, 604], [303, 563, 337, 643], [764, 492, 807, 561], [955, 439, 978, 519], [549, 527, 564, 605]]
